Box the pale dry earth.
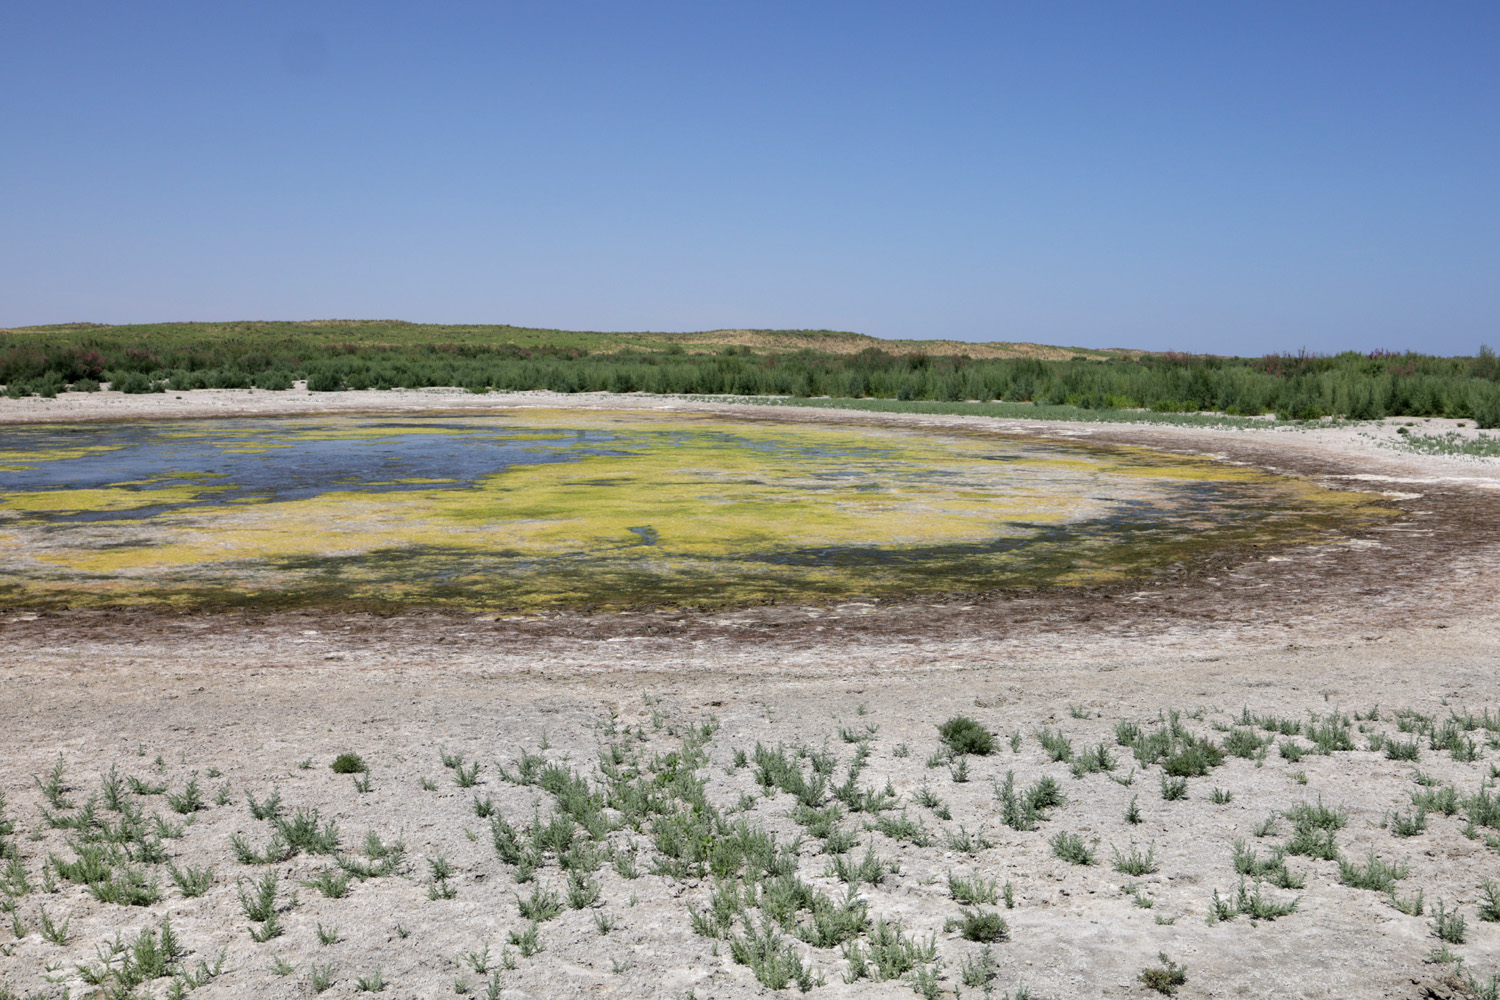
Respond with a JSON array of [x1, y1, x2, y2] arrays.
[[2, 390, 1499, 1000]]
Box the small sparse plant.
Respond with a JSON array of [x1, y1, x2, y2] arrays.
[[517, 884, 563, 922], [1432, 900, 1467, 944], [948, 871, 999, 905], [1139, 952, 1188, 995], [1112, 841, 1159, 876], [1050, 831, 1097, 865], [508, 922, 544, 957], [168, 862, 213, 898]]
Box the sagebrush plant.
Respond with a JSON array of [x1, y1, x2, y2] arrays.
[[1139, 953, 1188, 995], [945, 909, 1008, 942], [937, 717, 995, 756], [1050, 831, 1096, 865], [331, 753, 367, 774], [1431, 900, 1467, 944]]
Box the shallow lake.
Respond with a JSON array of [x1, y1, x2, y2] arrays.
[[0, 411, 1392, 610]]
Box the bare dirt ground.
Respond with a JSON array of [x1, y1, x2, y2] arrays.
[[3, 389, 1500, 1000]]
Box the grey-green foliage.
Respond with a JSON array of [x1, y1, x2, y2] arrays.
[[841, 919, 936, 983], [730, 916, 818, 992], [1431, 900, 1467, 944], [1338, 851, 1410, 893], [1231, 840, 1304, 889], [1208, 879, 1300, 923], [1050, 831, 1096, 865]]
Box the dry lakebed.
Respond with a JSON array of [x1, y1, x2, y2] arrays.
[[2, 388, 1499, 1000]]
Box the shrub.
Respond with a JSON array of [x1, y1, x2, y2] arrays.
[[331, 753, 367, 774], [1139, 952, 1187, 995], [938, 717, 995, 756]]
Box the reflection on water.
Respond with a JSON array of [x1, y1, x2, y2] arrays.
[[0, 411, 1394, 611]]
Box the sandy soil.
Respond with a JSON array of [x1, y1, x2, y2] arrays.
[[2, 389, 1499, 1000]]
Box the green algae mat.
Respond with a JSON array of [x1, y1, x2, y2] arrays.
[[0, 411, 1392, 611]]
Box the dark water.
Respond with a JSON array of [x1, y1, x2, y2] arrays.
[[0, 418, 632, 520]]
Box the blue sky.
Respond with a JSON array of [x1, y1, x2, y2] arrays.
[[3, 2, 1497, 356]]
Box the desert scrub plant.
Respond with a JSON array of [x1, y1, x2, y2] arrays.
[[454, 761, 483, 788], [938, 717, 995, 756], [1231, 841, 1304, 889], [1431, 900, 1467, 943], [794, 886, 870, 948], [1159, 774, 1188, 801], [90, 864, 162, 906], [1472, 879, 1500, 923], [168, 862, 213, 897], [948, 755, 971, 783], [944, 824, 993, 855], [246, 788, 282, 820], [504, 921, 543, 956], [331, 753, 366, 774], [869, 811, 931, 847], [1338, 851, 1410, 892], [1139, 952, 1188, 995], [1411, 784, 1460, 816], [517, 884, 563, 922], [946, 909, 1009, 942], [166, 774, 205, 814], [427, 855, 458, 900], [1388, 887, 1425, 916], [1070, 742, 1117, 777], [1210, 787, 1234, 804], [273, 808, 340, 855], [1036, 728, 1073, 763], [304, 869, 352, 899], [1284, 797, 1347, 860], [826, 844, 893, 887], [1385, 737, 1421, 761], [1208, 879, 1300, 923], [959, 944, 999, 989], [38, 906, 69, 945], [355, 967, 385, 992], [1387, 807, 1428, 838], [310, 963, 334, 992], [841, 919, 936, 983], [1050, 831, 1097, 865], [566, 871, 601, 909], [1222, 727, 1268, 759], [1112, 841, 1159, 875], [35, 758, 73, 810], [948, 871, 1000, 905], [238, 870, 287, 929], [1125, 794, 1142, 824], [730, 916, 817, 992], [317, 922, 341, 946]]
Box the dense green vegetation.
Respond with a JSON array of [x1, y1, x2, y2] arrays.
[[3, 320, 1498, 426]]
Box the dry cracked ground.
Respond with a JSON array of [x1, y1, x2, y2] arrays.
[[3, 391, 1500, 1000]]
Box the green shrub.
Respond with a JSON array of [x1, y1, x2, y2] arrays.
[[331, 753, 367, 774], [937, 717, 995, 756]]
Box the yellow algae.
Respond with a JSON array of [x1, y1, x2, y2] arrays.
[[2, 483, 229, 513], [0, 410, 1397, 611]]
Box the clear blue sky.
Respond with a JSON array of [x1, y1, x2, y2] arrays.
[[3, 2, 1497, 356]]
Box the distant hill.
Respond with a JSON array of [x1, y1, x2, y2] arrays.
[[1, 319, 1140, 361]]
